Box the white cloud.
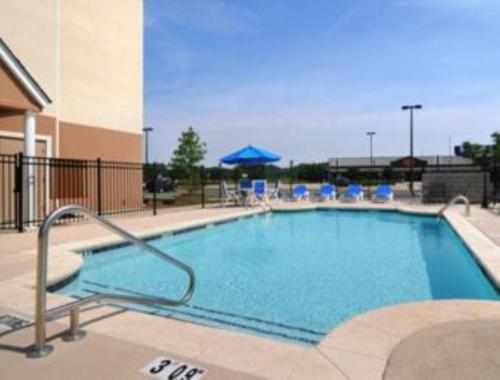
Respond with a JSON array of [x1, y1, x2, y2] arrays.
[[159, 39, 196, 71], [148, 0, 258, 36], [143, 0, 500, 164], [147, 80, 500, 165], [394, 0, 500, 11]]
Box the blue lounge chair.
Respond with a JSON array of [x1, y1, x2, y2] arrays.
[[318, 183, 336, 201], [237, 179, 253, 207], [251, 180, 268, 206], [292, 184, 309, 201], [342, 184, 364, 202], [373, 184, 394, 202], [239, 179, 251, 191]]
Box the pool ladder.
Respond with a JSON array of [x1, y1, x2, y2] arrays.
[[437, 195, 471, 219], [27, 205, 196, 358]]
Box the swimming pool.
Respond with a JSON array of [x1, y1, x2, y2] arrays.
[[55, 210, 499, 345]]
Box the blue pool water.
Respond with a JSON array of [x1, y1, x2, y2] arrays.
[[55, 210, 499, 344]]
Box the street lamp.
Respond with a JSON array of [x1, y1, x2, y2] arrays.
[[142, 127, 153, 164], [366, 131, 376, 167], [401, 104, 422, 196]]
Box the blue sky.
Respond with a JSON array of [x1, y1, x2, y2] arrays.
[[145, 0, 500, 165]]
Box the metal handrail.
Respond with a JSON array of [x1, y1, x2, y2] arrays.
[[437, 195, 471, 218], [27, 205, 195, 358]]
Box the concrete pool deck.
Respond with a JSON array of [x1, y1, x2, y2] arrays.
[[0, 201, 500, 379], [384, 318, 500, 380]]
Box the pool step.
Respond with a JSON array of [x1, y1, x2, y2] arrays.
[[78, 281, 325, 345]]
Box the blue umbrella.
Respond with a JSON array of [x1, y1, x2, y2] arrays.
[[220, 145, 281, 166]]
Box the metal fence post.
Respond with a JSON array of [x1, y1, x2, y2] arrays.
[[493, 161, 499, 206], [482, 156, 489, 209], [152, 162, 157, 216], [482, 169, 489, 208], [218, 163, 222, 203], [96, 158, 102, 216], [289, 160, 294, 197], [201, 166, 206, 209], [335, 158, 339, 189], [15, 152, 24, 232]]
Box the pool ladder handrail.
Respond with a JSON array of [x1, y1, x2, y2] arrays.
[[27, 205, 196, 359], [437, 195, 471, 219]]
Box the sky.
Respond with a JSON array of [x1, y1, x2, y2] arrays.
[[144, 0, 500, 165]]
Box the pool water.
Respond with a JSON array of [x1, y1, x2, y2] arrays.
[[55, 210, 499, 345]]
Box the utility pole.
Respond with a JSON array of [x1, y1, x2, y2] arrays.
[[402, 105, 423, 196], [142, 127, 153, 164], [366, 131, 376, 166]]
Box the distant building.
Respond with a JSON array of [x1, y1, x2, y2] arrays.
[[328, 155, 474, 173]]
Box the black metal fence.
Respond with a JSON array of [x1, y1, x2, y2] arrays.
[[0, 154, 18, 230], [2, 152, 500, 231], [328, 161, 490, 202], [206, 159, 496, 203], [0, 153, 217, 232]]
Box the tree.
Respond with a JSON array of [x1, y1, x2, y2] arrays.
[[459, 132, 500, 163], [461, 141, 487, 160], [491, 132, 500, 160], [170, 127, 207, 185], [294, 162, 329, 182]]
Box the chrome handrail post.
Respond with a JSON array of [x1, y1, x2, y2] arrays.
[[27, 207, 59, 358], [61, 307, 86, 342], [35, 222, 48, 352], [27, 205, 196, 359], [437, 195, 471, 219]]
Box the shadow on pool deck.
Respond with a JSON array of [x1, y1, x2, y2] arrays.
[[384, 320, 500, 380], [0, 307, 263, 380]]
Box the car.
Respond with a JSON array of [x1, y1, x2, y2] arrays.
[[156, 175, 175, 193], [334, 176, 351, 186]]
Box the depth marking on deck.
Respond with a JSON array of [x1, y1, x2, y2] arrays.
[[141, 356, 207, 379], [0, 314, 31, 335]]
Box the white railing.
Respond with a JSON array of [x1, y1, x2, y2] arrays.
[[437, 195, 471, 218], [27, 205, 195, 358]]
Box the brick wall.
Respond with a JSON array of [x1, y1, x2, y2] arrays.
[[422, 171, 490, 203]]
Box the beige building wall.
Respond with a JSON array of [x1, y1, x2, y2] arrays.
[[0, 0, 143, 161], [0, 0, 58, 117], [60, 0, 143, 135]]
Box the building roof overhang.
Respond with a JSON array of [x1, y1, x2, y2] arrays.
[[0, 38, 52, 110]]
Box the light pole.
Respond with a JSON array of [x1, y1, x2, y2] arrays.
[[142, 127, 153, 164], [366, 131, 376, 167], [401, 104, 422, 196]]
